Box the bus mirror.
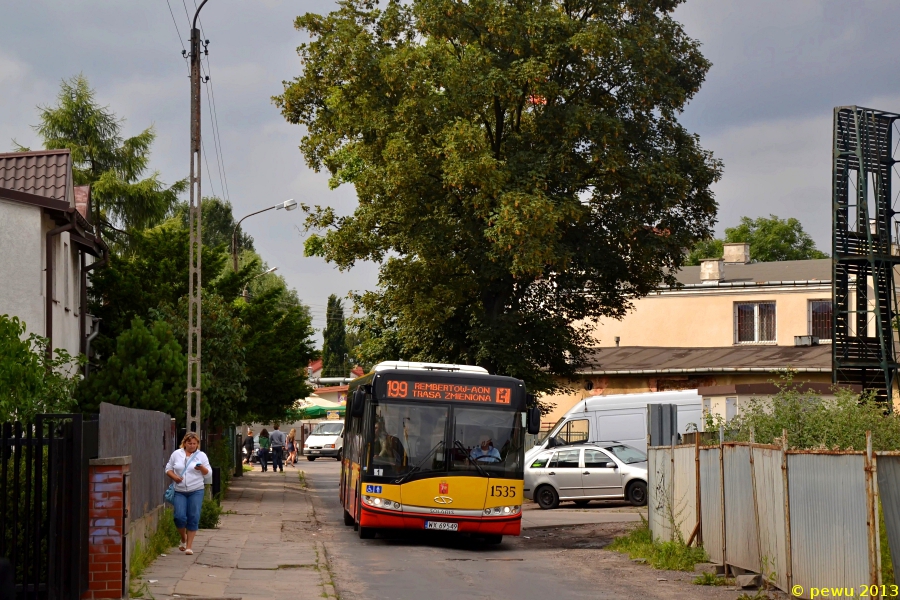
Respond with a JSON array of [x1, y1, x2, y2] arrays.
[[527, 406, 541, 435], [351, 388, 365, 417]]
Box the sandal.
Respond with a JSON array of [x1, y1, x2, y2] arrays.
[[185, 549, 194, 555], [179, 542, 186, 552]]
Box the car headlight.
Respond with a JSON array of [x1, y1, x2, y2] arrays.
[[483, 505, 520, 516], [325, 444, 335, 449], [363, 496, 402, 511]]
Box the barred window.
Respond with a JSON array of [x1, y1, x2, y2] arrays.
[[734, 302, 776, 343], [809, 300, 832, 341]]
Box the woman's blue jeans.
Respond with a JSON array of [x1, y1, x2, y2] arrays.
[[173, 489, 205, 531]]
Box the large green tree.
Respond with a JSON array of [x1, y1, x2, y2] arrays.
[[17, 74, 185, 239], [77, 317, 186, 419], [176, 196, 255, 255], [686, 215, 828, 265], [276, 0, 721, 391], [322, 295, 349, 377]]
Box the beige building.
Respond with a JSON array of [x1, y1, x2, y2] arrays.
[[541, 244, 836, 426]]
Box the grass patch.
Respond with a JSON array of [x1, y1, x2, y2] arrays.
[[298, 470, 308, 488], [693, 572, 731, 586], [607, 518, 708, 571], [130, 508, 181, 591], [243, 464, 252, 472]]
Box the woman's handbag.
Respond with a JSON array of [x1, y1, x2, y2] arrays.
[[164, 454, 198, 505]]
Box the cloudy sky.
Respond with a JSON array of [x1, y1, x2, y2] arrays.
[[1, 0, 896, 338]]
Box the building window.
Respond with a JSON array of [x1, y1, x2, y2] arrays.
[[734, 302, 776, 343], [809, 300, 832, 341]]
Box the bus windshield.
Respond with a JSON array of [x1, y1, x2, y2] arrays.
[[371, 402, 448, 479], [450, 407, 523, 479], [369, 401, 524, 480]]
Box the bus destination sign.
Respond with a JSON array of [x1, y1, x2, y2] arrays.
[[385, 379, 512, 404]]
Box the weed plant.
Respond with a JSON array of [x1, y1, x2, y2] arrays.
[[130, 508, 180, 583], [199, 496, 222, 529], [693, 572, 730, 586], [607, 518, 708, 571]]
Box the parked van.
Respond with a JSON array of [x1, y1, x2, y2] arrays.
[[526, 390, 703, 463], [304, 421, 345, 461]]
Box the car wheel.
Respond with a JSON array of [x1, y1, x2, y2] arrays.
[[336, 450, 342, 462], [627, 481, 648, 506], [307, 456, 317, 461], [343, 509, 354, 526], [573, 500, 591, 507], [483, 535, 502, 545], [535, 485, 559, 510]]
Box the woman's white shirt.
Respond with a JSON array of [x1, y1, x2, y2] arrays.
[[165, 448, 211, 493]]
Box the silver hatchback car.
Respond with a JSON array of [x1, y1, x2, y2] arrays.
[[524, 442, 648, 509]]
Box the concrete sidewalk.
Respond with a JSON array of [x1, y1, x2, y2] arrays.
[[136, 469, 335, 600]]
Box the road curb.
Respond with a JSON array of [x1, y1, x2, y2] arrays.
[[315, 540, 338, 599]]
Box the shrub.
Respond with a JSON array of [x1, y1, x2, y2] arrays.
[[199, 496, 222, 529], [706, 373, 900, 451]]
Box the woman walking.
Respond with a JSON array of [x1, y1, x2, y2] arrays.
[[165, 432, 211, 555], [258, 428, 271, 472], [287, 428, 298, 466], [242, 429, 255, 465]]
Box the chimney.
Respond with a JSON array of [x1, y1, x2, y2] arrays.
[[700, 258, 724, 283], [723, 242, 750, 264]]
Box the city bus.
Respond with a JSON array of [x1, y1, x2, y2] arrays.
[[340, 361, 541, 543]]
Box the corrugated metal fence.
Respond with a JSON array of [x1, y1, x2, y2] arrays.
[[648, 436, 885, 599], [98, 403, 175, 522]]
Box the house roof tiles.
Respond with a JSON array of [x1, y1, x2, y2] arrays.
[[672, 259, 831, 286], [0, 149, 73, 205]]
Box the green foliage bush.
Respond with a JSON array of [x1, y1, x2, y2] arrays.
[[707, 375, 900, 451], [199, 496, 222, 529], [0, 314, 81, 423]]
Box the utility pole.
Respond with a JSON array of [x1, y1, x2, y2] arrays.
[[187, 0, 209, 434]]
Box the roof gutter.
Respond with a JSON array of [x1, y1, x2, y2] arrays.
[[577, 367, 831, 375]]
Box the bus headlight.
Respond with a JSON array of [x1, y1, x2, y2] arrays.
[[363, 496, 402, 511], [483, 505, 520, 516]]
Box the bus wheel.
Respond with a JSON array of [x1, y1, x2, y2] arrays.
[[358, 524, 376, 539], [483, 535, 502, 545], [343, 509, 354, 526], [536, 485, 559, 510], [307, 456, 317, 461]]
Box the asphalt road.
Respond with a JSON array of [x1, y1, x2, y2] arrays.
[[299, 458, 748, 600]]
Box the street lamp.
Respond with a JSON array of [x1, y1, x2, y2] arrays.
[[243, 266, 277, 301], [232, 199, 298, 272]]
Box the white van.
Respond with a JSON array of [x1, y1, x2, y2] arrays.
[[304, 421, 345, 461], [526, 390, 703, 464]]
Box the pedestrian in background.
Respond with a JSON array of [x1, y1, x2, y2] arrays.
[[287, 428, 298, 466], [258, 428, 271, 472], [165, 432, 211, 555], [242, 429, 255, 465], [269, 424, 286, 473]]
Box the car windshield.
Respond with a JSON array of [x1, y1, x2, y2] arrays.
[[311, 422, 343, 435], [450, 407, 524, 479], [603, 444, 647, 464], [370, 402, 449, 479], [537, 417, 565, 443]]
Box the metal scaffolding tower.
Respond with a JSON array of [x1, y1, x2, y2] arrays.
[[832, 106, 900, 402]]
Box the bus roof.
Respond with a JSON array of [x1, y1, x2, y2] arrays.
[[372, 361, 489, 374]]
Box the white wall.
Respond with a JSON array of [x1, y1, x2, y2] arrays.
[[0, 199, 44, 336], [0, 199, 84, 357]]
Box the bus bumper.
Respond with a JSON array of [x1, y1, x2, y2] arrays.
[[359, 505, 522, 536]]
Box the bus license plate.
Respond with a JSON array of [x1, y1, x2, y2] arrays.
[[425, 521, 458, 531]]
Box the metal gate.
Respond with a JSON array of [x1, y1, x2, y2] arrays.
[[1, 414, 97, 599]]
